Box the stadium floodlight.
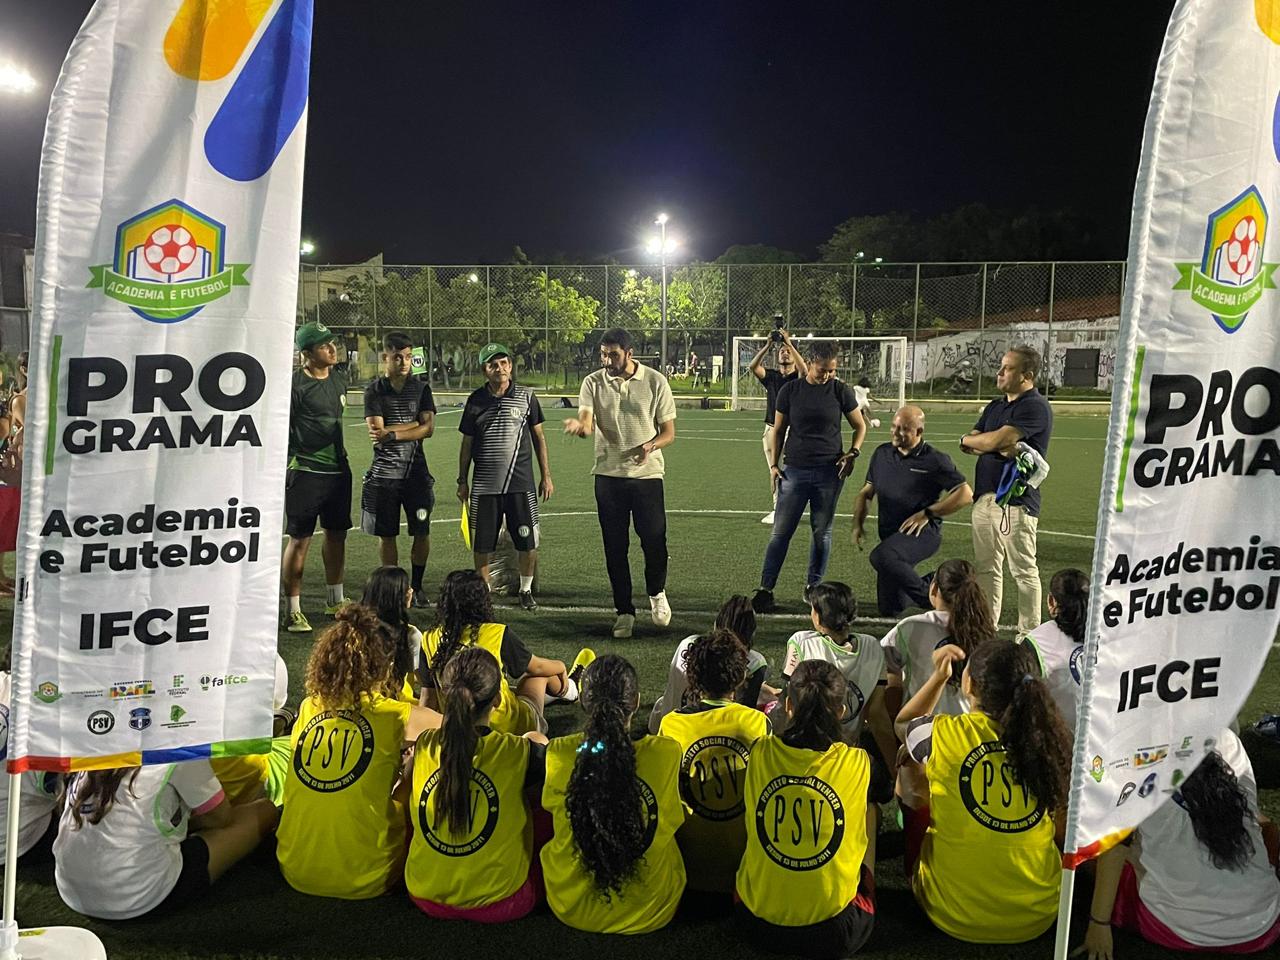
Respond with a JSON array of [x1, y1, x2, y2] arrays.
[[626, 268, 637, 278], [467, 272, 479, 283], [855, 250, 865, 261], [648, 213, 681, 368], [299, 239, 315, 256], [655, 212, 669, 225], [874, 257, 883, 263], [0, 62, 38, 95]]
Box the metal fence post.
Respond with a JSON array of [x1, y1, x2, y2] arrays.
[[977, 263, 988, 398], [426, 267, 434, 387], [370, 273, 379, 355], [1046, 261, 1056, 392], [544, 268, 551, 386], [785, 264, 792, 323], [850, 262, 857, 335], [313, 263, 321, 322], [486, 265, 491, 346], [723, 263, 731, 371], [911, 263, 921, 390]]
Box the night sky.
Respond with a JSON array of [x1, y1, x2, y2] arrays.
[[0, 1, 1176, 263]]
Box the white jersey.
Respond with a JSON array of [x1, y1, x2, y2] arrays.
[[648, 635, 768, 734], [1019, 620, 1083, 731], [54, 760, 225, 919], [782, 630, 884, 738], [1132, 730, 1280, 947], [853, 385, 871, 408], [0, 673, 60, 864], [879, 609, 970, 716]]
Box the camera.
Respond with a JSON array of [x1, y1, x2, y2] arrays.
[[769, 312, 785, 343]]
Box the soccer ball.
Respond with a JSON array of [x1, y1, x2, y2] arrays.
[[142, 224, 197, 277], [1222, 216, 1259, 283], [869, 418, 881, 428]]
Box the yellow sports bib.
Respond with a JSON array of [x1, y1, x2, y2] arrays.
[[421, 623, 535, 735], [658, 701, 769, 892], [405, 728, 533, 907], [912, 712, 1059, 943], [541, 734, 686, 934], [277, 693, 411, 899], [736, 736, 870, 926]]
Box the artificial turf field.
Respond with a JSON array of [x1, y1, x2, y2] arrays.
[[4, 403, 1278, 960]]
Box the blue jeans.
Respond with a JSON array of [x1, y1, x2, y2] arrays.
[[759, 463, 844, 590]]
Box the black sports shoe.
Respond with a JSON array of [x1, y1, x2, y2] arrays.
[[752, 588, 777, 614], [519, 590, 538, 611], [412, 589, 432, 610]]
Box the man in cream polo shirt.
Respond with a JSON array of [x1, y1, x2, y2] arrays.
[[564, 328, 677, 638]]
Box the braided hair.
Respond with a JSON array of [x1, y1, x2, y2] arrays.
[[564, 655, 645, 899], [431, 570, 494, 677]]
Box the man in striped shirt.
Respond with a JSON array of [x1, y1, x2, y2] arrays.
[[457, 343, 554, 611]]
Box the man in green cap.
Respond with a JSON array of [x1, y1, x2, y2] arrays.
[[282, 321, 351, 632], [457, 342, 553, 610]]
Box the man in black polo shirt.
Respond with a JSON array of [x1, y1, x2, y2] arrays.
[[363, 331, 436, 605], [852, 405, 973, 616], [959, 345, 1054, 631]]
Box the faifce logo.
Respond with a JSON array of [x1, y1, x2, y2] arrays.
[[199, 674, 248, 691], [1174, 185, 1278, 333], [88, 199, 249, 324]]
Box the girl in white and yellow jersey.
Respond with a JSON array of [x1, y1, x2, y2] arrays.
[[895, 639, 1071, 944], [406, 646, 550, 922], [422, 570, 580, 735], [277, 604, 441, 900], [659, 628, 770, 899], [735, 660, 877, 959], [542, 654, 687, 934]]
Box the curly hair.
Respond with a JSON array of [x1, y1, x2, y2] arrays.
[[66, 768, 142, 829], [435, 647, 503, 838], [305, 603, 400, 709], [965, 640, 1072, 813], [1049, 568, 1089, 645], [782, 660, 847, 751], [683, 629, 747, 702], [431, 570, 495, 677], [935, 558, 996, 658], [808, 581, 856, 635], [564, 654, 645, 899], [1178, 750, 1257, 871], [361, 565, 414, 686], [713, 595, 757, 648]]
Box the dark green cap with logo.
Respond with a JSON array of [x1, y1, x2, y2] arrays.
[[478, 342, 511, 364], [295, 321, 335, 352]]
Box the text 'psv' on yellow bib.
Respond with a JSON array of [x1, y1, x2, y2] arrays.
[[736, 736, 870, 927], [913, 712, 1059, 944], [405, 728, 533, 908], [277, 694, 411, 899], [659, 701, 769, 892]]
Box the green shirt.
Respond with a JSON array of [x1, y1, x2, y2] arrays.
[[288, 367, 348, 473]]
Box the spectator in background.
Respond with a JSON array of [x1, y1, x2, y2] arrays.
[[748, 329, 808, 525], [853, 376, 881, 429], [959, 346, 1053, 632]]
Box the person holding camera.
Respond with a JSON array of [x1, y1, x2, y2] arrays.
[[748, 317, 809, 524], [753, 340, 866, 613]]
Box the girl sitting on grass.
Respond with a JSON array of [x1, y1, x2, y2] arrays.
[[405, 647, 549, 922], [735, 660, 877, 958], [542, 654, 687, 934], [1018, 567, 1088, 730], [361, 564, 422, 702], [277, 604, 441, 899]]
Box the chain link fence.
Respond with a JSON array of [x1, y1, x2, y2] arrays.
[[297, 260, 1124, 398]]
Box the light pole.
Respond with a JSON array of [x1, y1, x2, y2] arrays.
[[646, 213, 677, 372]]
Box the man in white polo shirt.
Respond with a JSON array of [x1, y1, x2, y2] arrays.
[[564, 327, 677, 638]]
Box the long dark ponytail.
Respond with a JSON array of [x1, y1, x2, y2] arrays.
[[966, 640, 1071, 812], [936, 558, 996, 657], [565, 654, 645, 899], [435, 647, 502, 837], [782, 660, 846, 751], [1048, 568, 1089, 644], [431, 570, 493, 677], [1178, 750, 1256, 871], [362, 565, 414, 686]]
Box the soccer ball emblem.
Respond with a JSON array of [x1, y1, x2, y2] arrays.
[[142, 224, 197, 277], [1219, 216, 1259, 284]]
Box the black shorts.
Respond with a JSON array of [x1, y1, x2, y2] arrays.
[[361, 466, 434, 537], [469, 491, 540, 553], [149, 835, 211, 917], [735, 866, 876, 959], [284, 468, 352, 538]]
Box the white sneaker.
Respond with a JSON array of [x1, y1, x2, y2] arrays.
[[760, 511, 775, 524], [612, 613, 635, 639], [870, 418, 881, 428], [650, 591, 672, 627]]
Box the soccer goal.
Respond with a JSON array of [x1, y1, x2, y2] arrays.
[[730, 335, 909, 413]]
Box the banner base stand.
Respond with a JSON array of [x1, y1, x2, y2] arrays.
[[0, 922, 106, 960]]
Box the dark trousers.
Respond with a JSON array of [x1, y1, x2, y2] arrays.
[[594, 475, 668, 615], [869, 526, 942, 617]]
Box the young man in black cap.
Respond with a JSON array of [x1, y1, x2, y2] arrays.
[[282, 322, 351, 632], [457, 342, 554, 610], [362, 331, 436, 605]]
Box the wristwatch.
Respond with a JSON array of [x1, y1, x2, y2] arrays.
[[387, 430, 397, 443], [923, 507, 938, 521], [958, 435, 967, 451]]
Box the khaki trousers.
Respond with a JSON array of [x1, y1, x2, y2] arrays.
[[971, 493, 1042, 633]]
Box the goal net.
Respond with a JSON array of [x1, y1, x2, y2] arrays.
[[730, 336, 909, 413]]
